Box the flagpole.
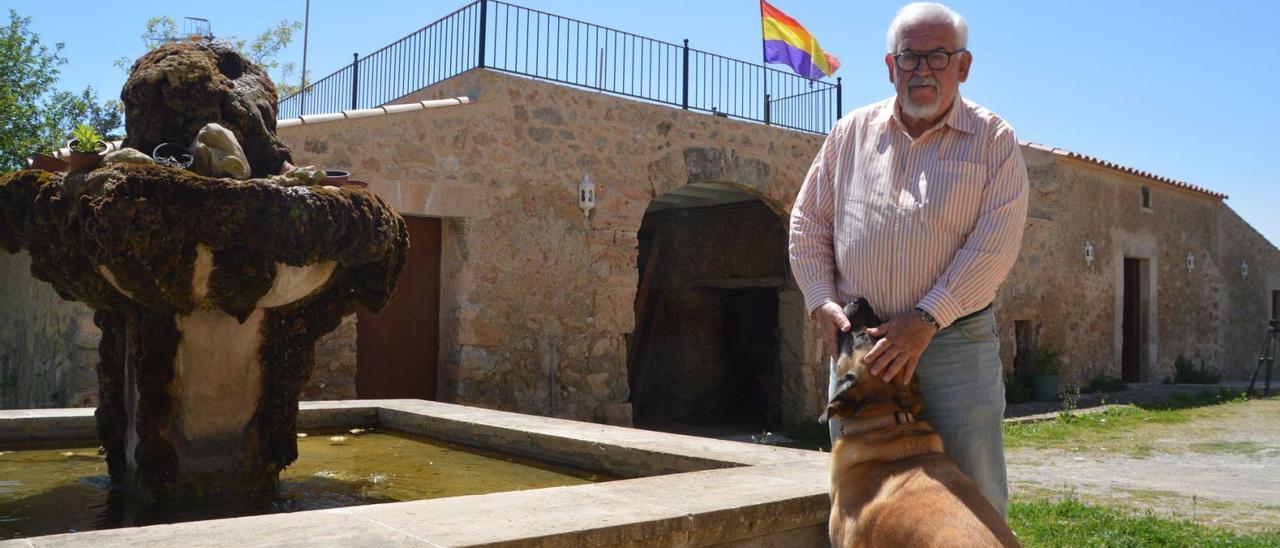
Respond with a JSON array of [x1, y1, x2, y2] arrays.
[[759, 0, 770, 125]]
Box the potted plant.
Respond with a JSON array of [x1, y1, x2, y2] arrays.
[[66, 124, 107, 172], [1027, 346, 1062, 401]]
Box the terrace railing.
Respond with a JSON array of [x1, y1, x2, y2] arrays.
[[278, 0, 842, 134]]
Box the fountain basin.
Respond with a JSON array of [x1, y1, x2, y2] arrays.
[[3, 427, 611, 539], [0, 400, 829, 547]]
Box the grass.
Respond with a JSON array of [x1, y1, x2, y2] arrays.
[[1003, 387, 1251, 455], [1188, 440, 1269, 456], [779, 388, 1258, 454], [1008, 497, 1280, 547]]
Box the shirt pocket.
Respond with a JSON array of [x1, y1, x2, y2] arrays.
[[919, 160, 985, 235]]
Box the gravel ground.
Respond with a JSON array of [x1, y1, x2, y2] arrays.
[[1006, 394, 1280, 533]]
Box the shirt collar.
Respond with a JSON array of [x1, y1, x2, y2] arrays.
[[873, 95, 978, 135]]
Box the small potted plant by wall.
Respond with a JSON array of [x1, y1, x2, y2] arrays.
[[1028, 346, 1062, 401], [66, 124, 108, 172]]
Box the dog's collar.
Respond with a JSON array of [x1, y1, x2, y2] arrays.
[[839, 411, 916, 437]]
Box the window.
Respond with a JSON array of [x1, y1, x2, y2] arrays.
[[1141, 186, 1151, 209]]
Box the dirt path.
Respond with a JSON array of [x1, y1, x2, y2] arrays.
[[1006, 398, 1280, 532]]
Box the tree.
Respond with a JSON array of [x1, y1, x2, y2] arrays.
[[114, 17, 305, 95], [40, 88, 124, 148], [0, 9, 65, 170], [0, 10, 121, 171]]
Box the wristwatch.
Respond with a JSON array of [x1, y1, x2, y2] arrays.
[[915, 307, 940, 331]]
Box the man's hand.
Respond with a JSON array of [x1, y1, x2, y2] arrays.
[[813, 302, 851, 358], [863, 312, 938, 384]]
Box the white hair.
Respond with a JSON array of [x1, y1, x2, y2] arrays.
[[886, 3, 969, 53]]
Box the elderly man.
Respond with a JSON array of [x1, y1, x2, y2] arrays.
[[788, 2, 1028, 515]]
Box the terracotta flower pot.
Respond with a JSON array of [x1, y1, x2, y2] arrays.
[[26, 153, 69, 172], [321, 170, 350, 185], [66, 139, 107, 173]]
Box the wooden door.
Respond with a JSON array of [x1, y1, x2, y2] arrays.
[[356, 216, 440, 399], [1122, 258, 1141, 382]]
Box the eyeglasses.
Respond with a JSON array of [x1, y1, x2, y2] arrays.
[[893, 49, 967, 72]]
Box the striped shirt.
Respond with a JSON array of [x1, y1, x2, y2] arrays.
[[788, 95, 1028, 328]]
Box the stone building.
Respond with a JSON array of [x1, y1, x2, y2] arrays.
[[2, 68, 1277, 431]]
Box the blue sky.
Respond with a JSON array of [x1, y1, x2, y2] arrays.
[[14, 0, 1280, 246]]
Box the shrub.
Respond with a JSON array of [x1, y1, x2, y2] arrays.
[[1172, 355, 1221, 385], [1024, 346, 1062, 376], [1005, 374, 1033, 404], [1082, 375, 1128, 393]]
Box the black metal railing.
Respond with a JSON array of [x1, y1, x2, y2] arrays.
[[278, 0, 841, 134]]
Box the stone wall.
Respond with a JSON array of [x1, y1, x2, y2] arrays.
[[997, 147, 1280, 387], [278, 69, 827, 426], [0, 252, 98, 408]]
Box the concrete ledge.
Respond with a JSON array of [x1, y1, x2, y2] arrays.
[[2, 400, 830, 547], [276, 97, 472, 129], [0, 403, 380, 443], [374, 399, 816, 477]]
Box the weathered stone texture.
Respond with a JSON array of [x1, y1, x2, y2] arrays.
[[999, 149, 1280, 387], [309, 315, 358, 400], [279, 69, 823, 425], [0, 252, 98, 408], [121, 43, 293, 177]]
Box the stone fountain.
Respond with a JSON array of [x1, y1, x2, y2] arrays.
[[0, 43, 407, 500]]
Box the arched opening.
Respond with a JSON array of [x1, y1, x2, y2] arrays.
[[627, 183, 793, 434]]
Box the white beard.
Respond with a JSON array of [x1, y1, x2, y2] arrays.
[[901, 93, 941, 119]]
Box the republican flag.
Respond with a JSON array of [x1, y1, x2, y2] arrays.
[[761, 0, 840, 80]]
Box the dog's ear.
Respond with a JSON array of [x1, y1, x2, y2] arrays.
[[843, 298, 882, 330], [820, 374, 858, 422]]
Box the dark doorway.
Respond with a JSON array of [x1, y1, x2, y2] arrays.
[[1272, 290, 1279, 320], [722, 288, 781, 428], [1013, 320, 1033, 377], [1122, 258, 1143, 382], [356, 216, 441, 399], [628, 192, 788, 432]]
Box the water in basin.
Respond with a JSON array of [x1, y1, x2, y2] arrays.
[[1, 428, 612, 540]]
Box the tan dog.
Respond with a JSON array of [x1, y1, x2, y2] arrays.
[[821, 299, 1019, 548]]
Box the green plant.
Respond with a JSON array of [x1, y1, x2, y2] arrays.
[[1172, 355, 1222, 384], [1057, 387, 1082, 422], [1005, 374, 1033, 404], [1082, 374, 1128, 393], [1142, 387, 1246, 411], [1025, 346, 1062, 376], [68, 123, 103, 153]]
